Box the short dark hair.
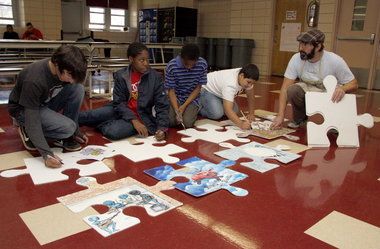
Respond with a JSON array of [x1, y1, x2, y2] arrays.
[[239, 64, 259, 81], [127, 42, 148, 58], [180, 44, 199, 61], [6, 25, 12, 29], [26, 22, 32, 27], [51, 45, 87, 83]]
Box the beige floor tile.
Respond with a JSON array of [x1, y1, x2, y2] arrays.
[[20, 203, 98, 245], [305, 210, 380, 249]]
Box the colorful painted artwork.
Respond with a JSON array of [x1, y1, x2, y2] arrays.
[[58, 176, 182, 237], [145, 156, 248, 197]]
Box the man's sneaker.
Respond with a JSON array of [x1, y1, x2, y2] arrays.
[[18, 126, 37, 151], [287, 119, 307, 129], [53, 137, 81, 152]]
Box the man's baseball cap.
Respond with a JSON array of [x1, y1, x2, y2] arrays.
[[297, 29, 325, 44]]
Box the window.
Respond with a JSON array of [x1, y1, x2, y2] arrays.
[[351, 0, 368, 31], [110, 9, 125, 30], [89, 7, 105, 30], [0, 0, 14, 25], [88, 7, 127, 31]]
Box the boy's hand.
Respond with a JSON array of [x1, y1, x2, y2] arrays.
[[45, 154, 63, 168], [132, 119, 149, 137], [154, 130, 166, 141], [270, 116, 283, 130], [239, 120, 251, 130]]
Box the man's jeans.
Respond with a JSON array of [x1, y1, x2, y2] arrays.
[[14, 83, 84, 139], [79, 104, 136, 140], [199, 90, 238, 120]]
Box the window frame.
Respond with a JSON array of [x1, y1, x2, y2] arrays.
[[0, 0, 18, 26], [87, 6, 127, 32]]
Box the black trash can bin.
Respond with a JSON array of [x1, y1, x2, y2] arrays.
[[215, 38, 231, 69], [230, 39, 255, 68], [206, 38, 217, 70]]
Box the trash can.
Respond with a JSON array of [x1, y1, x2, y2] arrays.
[[215, 38, 231, 69], [206, 38, 217, 70], [185, 36, 207, 59], [230, 39, 255, 68]]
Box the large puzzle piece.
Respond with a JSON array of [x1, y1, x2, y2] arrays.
[[105, 136, 187, 164], [144, 156, 248, 197], [178, 123, 250, 144], [306, 75, 374, 147], [57, 176, 182, 237], [215, 142, 301, 173], [0, 146, 114, 185], [294, 148, 366, 200]]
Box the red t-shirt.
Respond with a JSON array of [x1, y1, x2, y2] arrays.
[[127, 70, 143, 115]]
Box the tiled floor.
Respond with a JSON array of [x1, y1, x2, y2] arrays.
[[0, 76, 379, 249]]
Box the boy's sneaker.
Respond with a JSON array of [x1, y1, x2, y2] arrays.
[[287, 119, 307, 129], [18, 126, 37, 151], [53, 137, 81, 152]]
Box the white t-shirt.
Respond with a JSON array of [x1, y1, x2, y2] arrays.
[[284, 50, 354, 85], [203, 68, 242, 102]]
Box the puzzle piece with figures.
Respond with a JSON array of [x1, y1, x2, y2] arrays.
[[215, 142, 301, 173], [105, 135, 187, 164], [306, 75, 374, 147], [177, 123, 250, 145], [144, 156, 249, 197], [57, 176, 182, 237], [0, 146, 114, 185]]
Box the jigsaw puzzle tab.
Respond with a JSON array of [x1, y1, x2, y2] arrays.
[[105, 135, 187, 164], [144, 156, 249, 197], [306, 75, 374, 147], [178, 123, 250, 144], [0, 146, 113, 185], [215, 142, 301, 173], [57, 176, 182, 237]]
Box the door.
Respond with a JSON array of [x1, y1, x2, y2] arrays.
[[61, 1, 83, 41], [335, 0, 380, 89], [272, 0, 306, 76]]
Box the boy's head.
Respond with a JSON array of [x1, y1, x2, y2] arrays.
[[127, 42, 149, 74], [51, 45, 87, 83], [180, 43, 200, 69], [238, 64, 259, 90]]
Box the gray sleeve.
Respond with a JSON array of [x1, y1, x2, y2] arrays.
[[24, 108, 53, 159]]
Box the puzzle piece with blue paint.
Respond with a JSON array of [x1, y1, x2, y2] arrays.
[[144, 156, 249, 197], [215, 142, 301, 173], [0, 145, 114, 185], [57, 176, 182, 237], [306, 75, 374, 147], [105, 135, 187, 164]]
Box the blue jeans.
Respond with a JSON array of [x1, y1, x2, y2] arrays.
[[79, 104, 136, 140], [199, 90, 239, 120], [15, 83, 84, 139]]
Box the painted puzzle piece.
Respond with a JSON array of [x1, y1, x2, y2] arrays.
[[294, 148, 366, 200], [0, 146, 114, 185], [178, 123, 250, 144], [105, 135, 187, 164], [215, 142, 301, 173], [144, 156, 248, 197], [57, 176, 182, 237], [306, 75, 374, 147]]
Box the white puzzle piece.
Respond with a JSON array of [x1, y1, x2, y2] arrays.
[[105, 136, 187, 164], [178, 123, 250, 144], [57, 176, 182, 237], [0, 146, 113, 185], [306, 75, 374, 147], [215, 141, 301, 173]]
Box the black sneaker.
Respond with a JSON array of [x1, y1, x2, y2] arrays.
[[18, 126, 37, 151], [53, 137, 81, 152]]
